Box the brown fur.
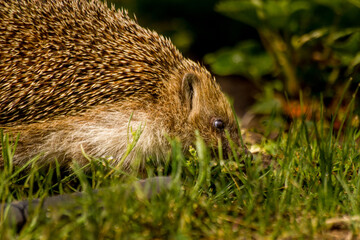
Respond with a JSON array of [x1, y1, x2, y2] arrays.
[[0, 0, 248, 168]]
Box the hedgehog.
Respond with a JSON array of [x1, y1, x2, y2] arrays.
[[0, 0, 250, 169]]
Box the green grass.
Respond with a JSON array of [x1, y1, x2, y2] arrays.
[[1, 100, 360, 239]]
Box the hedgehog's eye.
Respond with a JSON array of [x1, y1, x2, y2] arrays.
[[213, 119, 225, 131]]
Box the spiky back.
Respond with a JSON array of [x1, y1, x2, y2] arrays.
[[0, 0, 184, 126]]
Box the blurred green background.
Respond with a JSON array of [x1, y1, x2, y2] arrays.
[[109, 0, 360, 129], [110, 0, 257, 59]]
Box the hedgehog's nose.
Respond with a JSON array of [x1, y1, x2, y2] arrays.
[[239, 144, 253, 160]]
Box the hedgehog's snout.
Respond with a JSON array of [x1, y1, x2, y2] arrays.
[[238, 144, 253, 160], [226, 138, 253, 161], [213, 138, 252, 161]]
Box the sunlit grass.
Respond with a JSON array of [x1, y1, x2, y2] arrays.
[[1, 96, 360, 238]]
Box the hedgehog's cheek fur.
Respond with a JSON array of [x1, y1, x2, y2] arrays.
[[176, 72, 249, 160]]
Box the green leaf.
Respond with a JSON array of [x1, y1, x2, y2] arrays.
[[331, 30, 360, 52], [348, 52, 360, 71], [291, 28, 329, 49], [217, 0, 311, 29], [348, 0, 360, 8], [264, 0, 311, 29], [216, 1, 260, 28], [251, 82, 283, 114], [204, 40, 273, 80], [315, 0, 346, 12]]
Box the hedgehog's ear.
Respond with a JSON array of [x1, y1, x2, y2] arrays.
[[181, 73, 199, 109]]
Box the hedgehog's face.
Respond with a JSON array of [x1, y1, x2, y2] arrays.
[[178, 72, 251, 160]]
